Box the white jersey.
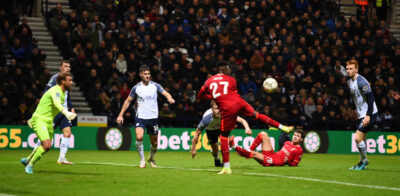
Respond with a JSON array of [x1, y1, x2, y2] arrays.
[[129, 81, 164, 119], [197, 109, 221, 131], [347, 74, 378, 119]]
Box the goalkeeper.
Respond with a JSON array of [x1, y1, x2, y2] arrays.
[[21, 72, 77, 174]]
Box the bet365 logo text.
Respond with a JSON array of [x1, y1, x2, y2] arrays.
[[0, 128, 74, 149], [351, 133, 400, 154]]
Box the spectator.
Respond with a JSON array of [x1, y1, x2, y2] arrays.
[[239, 74, 258, 96], [304, 97, 316, 119], [116, 53, 127, 75]]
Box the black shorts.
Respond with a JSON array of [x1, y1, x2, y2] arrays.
[[135, 117, 159, 135], [205, 129, 220, 144], [356, 113, 378, 133], [53, 113, 72, 130]]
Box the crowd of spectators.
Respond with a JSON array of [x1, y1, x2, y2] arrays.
[[1, 0, 399, 131], [0, 2, 48, 125]]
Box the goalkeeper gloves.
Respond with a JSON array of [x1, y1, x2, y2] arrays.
[[61, 108, 77, 121], [27, 118, 32, 128]]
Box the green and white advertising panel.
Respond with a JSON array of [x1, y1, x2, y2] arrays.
[[1, 126, 399, 155]]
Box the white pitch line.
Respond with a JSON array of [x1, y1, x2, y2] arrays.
[[82, 161, 400, 192], [0, 193, 16, 196], [242, 172, 400, 192]]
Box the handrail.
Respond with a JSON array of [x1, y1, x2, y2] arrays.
[[41, 0, 49, 15]]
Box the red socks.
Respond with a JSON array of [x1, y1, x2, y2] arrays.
[[256, 113, 280, 128], [250, 133, 263, 151], [234, 146, 253, 158], [220, 136, 230, 163]]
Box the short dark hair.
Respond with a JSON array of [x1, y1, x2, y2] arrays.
[[294, 129, 305, 139], [59, 60, 70, 66], [139, 64, 150, 73], [57, 72, 71, 85], [216, 61, 229, 73]]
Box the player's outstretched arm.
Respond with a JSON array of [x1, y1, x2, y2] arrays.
[[117, 96, 133, 124], [191, 128, 202, 159], [197, 85, 212, 100], [161, 91, 175, 104], [236, 116, 252, 135]]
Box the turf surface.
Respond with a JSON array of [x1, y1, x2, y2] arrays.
[[0, 150, 399, 195]]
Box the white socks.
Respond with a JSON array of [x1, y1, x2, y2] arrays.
[[59, 137, 70, 160], [34, 139, 41, 150], [149, 145, 157, 160], [357, 141, 367, 162], [136, 141, 145, 162], [224, 162, 230, 168]]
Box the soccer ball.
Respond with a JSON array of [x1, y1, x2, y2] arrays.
[[263, 78, 278, 93]]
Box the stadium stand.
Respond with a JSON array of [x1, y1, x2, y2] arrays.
[[1, 0, 399, 130]]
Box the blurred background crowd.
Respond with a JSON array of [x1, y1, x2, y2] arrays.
[[0, 0, 399, 131]]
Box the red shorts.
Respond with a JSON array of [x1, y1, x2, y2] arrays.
[[261, 151, 285, 166], [219, 98, 255, 132]]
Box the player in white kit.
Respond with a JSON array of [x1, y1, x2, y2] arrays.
[[117, 65, 175, 168], [346, 59, 378, 170], [191, 101, 252, 167]]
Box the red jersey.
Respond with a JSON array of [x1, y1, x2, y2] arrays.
[[198, 73, 242, 106], [263, 141, 303, 166], [198, 74, 255, 131]]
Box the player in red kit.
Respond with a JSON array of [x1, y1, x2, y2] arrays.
[[230, 130, 304, 167], [198, 62, 294, 174]]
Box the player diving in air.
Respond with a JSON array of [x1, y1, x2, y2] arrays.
[[197, 61, 294, 174]]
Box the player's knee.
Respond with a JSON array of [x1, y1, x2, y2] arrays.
[[136, 136, 143, 142], [354, 137, 363, 144], [260, 131, 268, 137], [42, 141, 51, 151], [354, 131, 364, 143], [63, 129, 71, 137]]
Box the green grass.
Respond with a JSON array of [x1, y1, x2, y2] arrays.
[[0, 150, 399, 195]]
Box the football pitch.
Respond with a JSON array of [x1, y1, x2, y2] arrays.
[[0, 150, 399, 195]]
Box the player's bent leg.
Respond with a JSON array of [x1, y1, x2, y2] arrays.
[[58, 125, 74, 164], [252, 152, 266, 165], [260, 132, 274, 152], [230, 136, 254, 158]]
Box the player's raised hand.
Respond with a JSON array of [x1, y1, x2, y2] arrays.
[[61, 109, 77, 121], [362, 115, 370, 127], [245, 128, 252, 135], [116, 116, 124, 124], [190, 148, 196, 159]]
